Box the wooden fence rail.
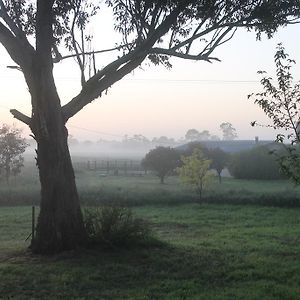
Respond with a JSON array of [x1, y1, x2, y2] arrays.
[[73, 160, 145, 175]]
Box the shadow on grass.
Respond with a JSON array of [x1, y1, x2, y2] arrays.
[[0, 241, 228, 299], [1, 221, 300, 299]]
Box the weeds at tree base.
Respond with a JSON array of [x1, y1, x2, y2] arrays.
[[83, 205, 153, 249]]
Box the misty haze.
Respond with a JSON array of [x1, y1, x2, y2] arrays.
[[1, 1, 300, 300]]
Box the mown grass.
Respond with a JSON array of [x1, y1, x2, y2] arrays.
[[1, 204, 300, 299]]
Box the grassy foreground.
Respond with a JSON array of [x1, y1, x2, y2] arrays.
[[1, 204, 300, 299]]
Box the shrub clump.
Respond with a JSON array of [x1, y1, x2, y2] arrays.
[[84, 206, 151, 248]]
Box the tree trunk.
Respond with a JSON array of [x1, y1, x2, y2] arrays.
[[31, 123, 87, 254], [5, 159, 10, 184], [218, 172, 222, 184], [28, 63, 87, 254], [160, 175, 165, 184]]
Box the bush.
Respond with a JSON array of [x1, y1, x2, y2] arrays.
[[84, 206, 151, 247], [228, 146, 284, 180]]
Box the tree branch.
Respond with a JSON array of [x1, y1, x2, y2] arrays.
[[62, 4, 184, 122], [10, 109, 31, 126], [0, 21, 34, 68], [150, 48, 221, 62], [0, 0, 24, 39], [57, 44, 132, 62], [62, 53, 147, 121]]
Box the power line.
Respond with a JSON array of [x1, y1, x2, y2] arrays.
[[68, 124, 124, 138], [0, 105, 123, 138], [0, 74, 261, 83]]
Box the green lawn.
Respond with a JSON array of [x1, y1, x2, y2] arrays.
[[1, 204, 300, 299], [2, 171, 299, 207]]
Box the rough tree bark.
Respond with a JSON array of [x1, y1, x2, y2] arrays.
[[25, 0, 87, 253], [29, 74, 87, 254]]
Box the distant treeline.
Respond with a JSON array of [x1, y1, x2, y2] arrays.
[[73, 142, 285, 181]]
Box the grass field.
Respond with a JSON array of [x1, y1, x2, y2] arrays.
[[1, 170, 300, 299], [1, 170, 300, 207], [1, 204, 300, 299]]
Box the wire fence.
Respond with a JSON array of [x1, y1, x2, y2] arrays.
[[73, 159, 145, 176]]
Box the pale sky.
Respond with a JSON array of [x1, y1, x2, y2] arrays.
[[0, 9, 300, 142]]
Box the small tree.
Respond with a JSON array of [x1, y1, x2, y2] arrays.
[[249, 44, 300, 183], [143, 146, 180, 184], [208, 148, 228, 183], [178, 148, 213, 200], [220, 122, 238, 140], [0, 124, 27, 183]]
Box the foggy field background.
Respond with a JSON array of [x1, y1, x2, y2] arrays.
[[0, 152, 299, 207], [1, 150, 300, 298]]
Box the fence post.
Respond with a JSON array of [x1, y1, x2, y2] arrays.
[[32, 206, 35, 242], [124, 161, 127, 175], [106, 161, 110, 174]]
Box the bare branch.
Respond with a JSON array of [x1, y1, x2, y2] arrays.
[[10, 109, 31, 126], [200, 27, 236, 58], [62, 54, 146, 121], [150, 47, 221, 63], [57, 44, 132, 62], [7, 65, 22, 71]]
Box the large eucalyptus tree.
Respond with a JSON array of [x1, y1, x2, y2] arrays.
[[0, 0, 299, 253]]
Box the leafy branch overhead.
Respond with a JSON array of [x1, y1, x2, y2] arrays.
[[249, 44, 300, 185], [0, 1, 299, 124], [249, 43, 300, 144]]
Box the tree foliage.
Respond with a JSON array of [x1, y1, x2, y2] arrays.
[[178, 148, 213, 200], [143, 146, 180, 183], [220, 122, 238, 140], [181, 142, 228, 181], [249, 44, 300, 183], [208, 147, 228, 183], [0, 124, 27, 182], [249, 44, 300, 144], [228, 146, 284, 180]]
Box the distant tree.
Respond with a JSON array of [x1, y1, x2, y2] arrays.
[[123, 134, 150, 148], [228, 146, 284, 180], [210, 135, 221, 141], [0, 124, 27, 183], [143, 147, 180, 184], [208, 148, 229, 183], [178, 148, 213, 200], [181, 141, 209, 158], [83, 140, 93, 146], [220, 122, 238, 140], [198, 130, 211, 141], [185, 129, 200, 142], [152, 136, 176, 146], [249, 44, 300, 184]]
